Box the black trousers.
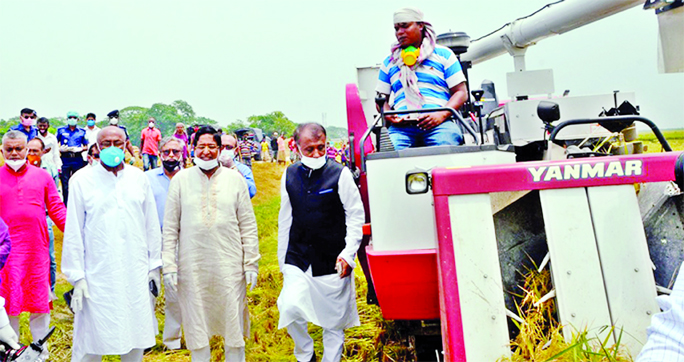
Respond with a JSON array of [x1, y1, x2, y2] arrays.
[[60, 159, 86, 204]]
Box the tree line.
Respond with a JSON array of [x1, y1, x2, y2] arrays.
[[0, 100, 348, 146]]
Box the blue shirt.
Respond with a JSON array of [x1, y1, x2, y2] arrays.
[[56, 126, 88, 148], [145, 167, 171, 228], [376, 45, 466, 110], [235, 159, 257, 198], [10, 124, 38, 141]]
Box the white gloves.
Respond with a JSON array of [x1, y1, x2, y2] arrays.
[[149, 268, 161, 295], [59, 145, 69, 153], [71, 279, 90, 313], [164, 272, 177, 293], [0, 304, 19, 350], [245, 271, 258, 292], [0, 323, 19, 350]]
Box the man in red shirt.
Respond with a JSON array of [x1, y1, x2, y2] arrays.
[[140, 117, 162, 171]]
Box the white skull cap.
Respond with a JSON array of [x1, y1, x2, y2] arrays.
[[394, 7, 424, 24]]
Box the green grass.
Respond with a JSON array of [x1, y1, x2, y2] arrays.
[[42, 162, 401, 362], [22, 131, 684, 361]]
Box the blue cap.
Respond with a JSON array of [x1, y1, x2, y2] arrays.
[[67, 111, 79, 118]]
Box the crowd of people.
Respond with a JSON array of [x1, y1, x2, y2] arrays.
[[4, 5, 679, 362], [0, 99, 363, 362]]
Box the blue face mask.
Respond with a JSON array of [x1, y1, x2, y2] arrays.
[[100, 146, 125, 167], [87, 120, 95, 127]]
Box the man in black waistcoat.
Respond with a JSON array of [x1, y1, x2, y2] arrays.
[[276, 123, 364, 362]]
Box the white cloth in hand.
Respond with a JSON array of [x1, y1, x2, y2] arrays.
[[164, 273, 177, 293], [245, 271, 257, 292], [72, 279, 90, 313], [148, 268, 160, 295], [59, 145, 69, 153], [0, 324, 19, 350], [0, 309, 19, 351]]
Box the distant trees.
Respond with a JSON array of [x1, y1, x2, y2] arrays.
[[121, 100, 217, 146], [225, 111, 297, 137], [1, 103, 350, 144]]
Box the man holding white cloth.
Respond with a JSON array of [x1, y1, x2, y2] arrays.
[[277, 123, 364, 362]]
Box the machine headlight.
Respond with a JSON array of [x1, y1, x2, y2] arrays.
[[406, 169, 430, 194]]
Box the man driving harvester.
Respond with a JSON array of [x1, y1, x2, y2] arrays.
[[375, 7, 468, 150]]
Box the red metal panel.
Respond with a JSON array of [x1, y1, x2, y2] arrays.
[[433, 196, 467, 362], [432, 151, 683, 196], [365, 246, 440, 320]]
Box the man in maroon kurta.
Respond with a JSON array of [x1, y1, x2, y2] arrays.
[[0, 130, 66, 359]]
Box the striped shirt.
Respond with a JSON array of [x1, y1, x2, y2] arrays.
[[376, 45, 466, 110]]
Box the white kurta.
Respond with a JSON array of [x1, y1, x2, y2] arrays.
[[277, 166, 364, 330], [162, 166, 260, 350], [61, 164, 161, 356]]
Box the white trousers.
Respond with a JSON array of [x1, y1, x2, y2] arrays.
[[163, 284, 182, 349], [9, 313, 50, 343], [76, 348, 144, 362], [10, 313, 50, 359], [287, 319, 344, 362], [190, 345, 245, 362]]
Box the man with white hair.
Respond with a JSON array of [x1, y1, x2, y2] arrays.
[[145, 136, 184, 349], [0, 130, 66, 361], [375, 7, 468, 150], [62, 126, 161, 362]]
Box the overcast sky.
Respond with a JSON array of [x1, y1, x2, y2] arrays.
[[1, 0, 682, 130]]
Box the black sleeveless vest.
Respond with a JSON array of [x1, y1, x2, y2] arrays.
[[285, 159, 347, 276]]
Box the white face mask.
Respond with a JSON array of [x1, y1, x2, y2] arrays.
[[5, 159, 26, 171], [299, 151, 326, 170], [194, 157, 218, 170], [219, 149, 235, 164], [110, 117, 119, 125], [148, 122, 155, 128]]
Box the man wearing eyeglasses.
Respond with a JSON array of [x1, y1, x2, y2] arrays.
[[10, 108, 38, 141], [144, 137, 184, 350], [219, 134, 257, 198], [56, 111, 88, 204]]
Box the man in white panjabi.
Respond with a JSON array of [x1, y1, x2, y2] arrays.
[[61, 126, 161, 362], [277, 123, 365, 362], [162, 126, 260, 362]]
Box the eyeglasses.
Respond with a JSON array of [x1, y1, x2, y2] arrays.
[[162, 149, 183, 156], [23, 115, 37, 119]]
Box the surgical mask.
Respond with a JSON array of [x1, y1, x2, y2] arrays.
[[67, 118, 77, 126], [87, 120, 95, 127], [162, 159, 180, 172], [300, 152, 326, 170], [27, 154, 42, 167], [219, 149, 235, 163], [5, 159, 26, 172], [193, 157, 218, 170], [110, 117, 119, 125], [148, 122, 155, 128], [100, 146, 125, 167], [20, 117, 34, 127]]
